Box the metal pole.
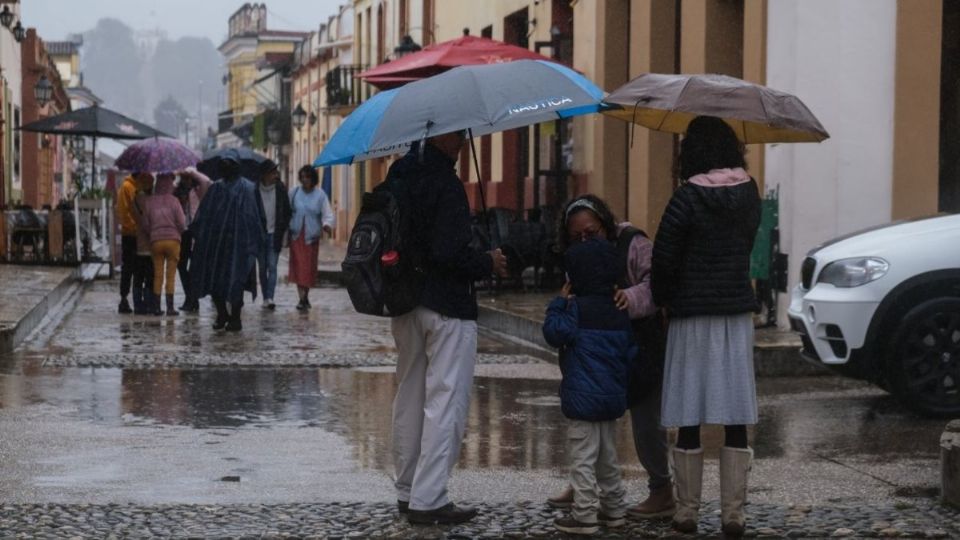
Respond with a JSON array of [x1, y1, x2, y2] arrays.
[[73, 193, 80, 262], [467, 128, 492, 246], [198, 81, 203, 149], [89, 136, 97, 190]]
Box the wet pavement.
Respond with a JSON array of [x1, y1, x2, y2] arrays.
[[0, 268, 958, 538]]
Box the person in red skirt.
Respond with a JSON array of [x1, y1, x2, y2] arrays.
[[288, 165, 334, 311]]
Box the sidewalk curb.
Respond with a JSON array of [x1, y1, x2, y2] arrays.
[[0, 267, 80, 355], [477, 304, 831, 377]]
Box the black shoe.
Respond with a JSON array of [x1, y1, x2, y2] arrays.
[[226, 306, 242, 332], [398, 500, 409, 514], [118, 298, 132, 314], [213, 302, 228, 330], [554, 515, 599, 535], [407, 503, 478, 525], [295, 301, 309, 312]]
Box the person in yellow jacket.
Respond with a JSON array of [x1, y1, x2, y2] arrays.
[[116, 175, 139, 313]]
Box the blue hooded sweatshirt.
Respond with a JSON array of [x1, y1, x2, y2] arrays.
[[543, 238, 636, 421]]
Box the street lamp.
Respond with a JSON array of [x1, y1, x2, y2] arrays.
[[0, 6, 12, 28], [12, 20, 25, 42], [34, 75, 53, 107], [291, 103, 307, 131], [394, 35, 422, 59]]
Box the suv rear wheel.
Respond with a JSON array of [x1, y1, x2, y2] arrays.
[[886, 297, 960, 417]]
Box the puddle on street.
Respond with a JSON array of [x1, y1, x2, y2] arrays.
[[0, 365, 948, 475]]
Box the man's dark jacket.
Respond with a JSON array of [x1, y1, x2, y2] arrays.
[[255, 180, 292, 253], [386, 142, 492, 320], [651, 178, 761, 317]]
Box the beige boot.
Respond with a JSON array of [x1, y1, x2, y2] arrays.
[[670, 446, 703, 533], [720, 446, 753, 537]]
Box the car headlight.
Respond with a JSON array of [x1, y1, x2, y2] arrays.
[[817, 257, 889, 288]]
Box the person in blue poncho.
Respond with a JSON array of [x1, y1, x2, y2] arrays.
[[188, 149, 266, 332]]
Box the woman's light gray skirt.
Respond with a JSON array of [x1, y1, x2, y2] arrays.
[[660, 313, 758, 427]]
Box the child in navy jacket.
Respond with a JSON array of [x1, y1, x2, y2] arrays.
[[543, 237, 636, 535]]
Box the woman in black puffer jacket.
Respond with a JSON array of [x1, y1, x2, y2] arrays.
[[651, 116, 761, 538]]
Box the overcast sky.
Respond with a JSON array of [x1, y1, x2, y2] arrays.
[[22, 0, 344, 46]]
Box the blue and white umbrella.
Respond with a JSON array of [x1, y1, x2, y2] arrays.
[[315, 59, 604, 166]]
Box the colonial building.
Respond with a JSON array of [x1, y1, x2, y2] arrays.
[[0, 0, 23, 208], [291, 4, 355, 240], [21, 29, 70, 208], [217, 2, 308, 155]]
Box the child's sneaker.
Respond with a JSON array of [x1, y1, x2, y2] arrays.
[[554, 515, 599, 536], [598, 511, 627, 528]]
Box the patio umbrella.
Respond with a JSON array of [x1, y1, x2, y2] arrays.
[[602, 73, 829, 143], [18, 103, 168, 187], [358, 35, 563, 89], [198, 147, 269, 180], [315, 59, 604, 166], [114, 137, 200, 174]]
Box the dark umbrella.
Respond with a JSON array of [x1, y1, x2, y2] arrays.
[[18, 103, 168, 186], [197, 147, 269, 180]]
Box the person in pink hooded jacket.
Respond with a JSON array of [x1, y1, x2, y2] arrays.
[[141, 173, 187, 315]]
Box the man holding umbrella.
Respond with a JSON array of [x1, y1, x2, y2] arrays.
[[390, 131, 508, 525], [189, 150, 266, 331]]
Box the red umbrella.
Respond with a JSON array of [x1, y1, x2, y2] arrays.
[[358, 35, 563, 89]]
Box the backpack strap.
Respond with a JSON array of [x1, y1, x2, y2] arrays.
[[616, 225, 647, 289]]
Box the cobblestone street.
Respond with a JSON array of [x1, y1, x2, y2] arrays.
[[1, 276, 958, 538]]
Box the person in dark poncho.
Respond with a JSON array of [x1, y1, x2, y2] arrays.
[[188, 149, 266, 332]]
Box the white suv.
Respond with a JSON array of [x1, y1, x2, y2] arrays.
[[788, 214, 960, 417]]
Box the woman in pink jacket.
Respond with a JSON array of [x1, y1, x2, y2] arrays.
[[141, 173, 187, 315]]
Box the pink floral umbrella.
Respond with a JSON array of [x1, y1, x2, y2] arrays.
[[114, 137, 200, 174]]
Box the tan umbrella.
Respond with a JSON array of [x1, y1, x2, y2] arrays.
[[602, 73, 829, 143]]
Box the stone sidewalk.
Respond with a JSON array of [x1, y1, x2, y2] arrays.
[[0, 500, 956, 539], [0, 264, 78, 354]]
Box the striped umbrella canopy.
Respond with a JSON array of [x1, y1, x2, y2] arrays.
[[315, 59, 604, 166], [115, 137, 201, 174]]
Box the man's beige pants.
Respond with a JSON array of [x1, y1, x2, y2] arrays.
[[391, 306, 477, 512], [568, 419, 628, 522]]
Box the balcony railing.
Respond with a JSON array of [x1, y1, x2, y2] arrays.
[[326, 65, 367, 109]]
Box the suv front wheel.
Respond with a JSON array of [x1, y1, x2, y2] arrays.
[[886, 297, 960, 417]]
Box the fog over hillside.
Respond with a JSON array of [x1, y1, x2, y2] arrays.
[[80, 17, 221, 137]]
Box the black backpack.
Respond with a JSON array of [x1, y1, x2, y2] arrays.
[[617, 226, 668, 405], [341, 175, 426, 317]]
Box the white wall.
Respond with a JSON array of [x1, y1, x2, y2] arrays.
[[766, 0, 897, 325]]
